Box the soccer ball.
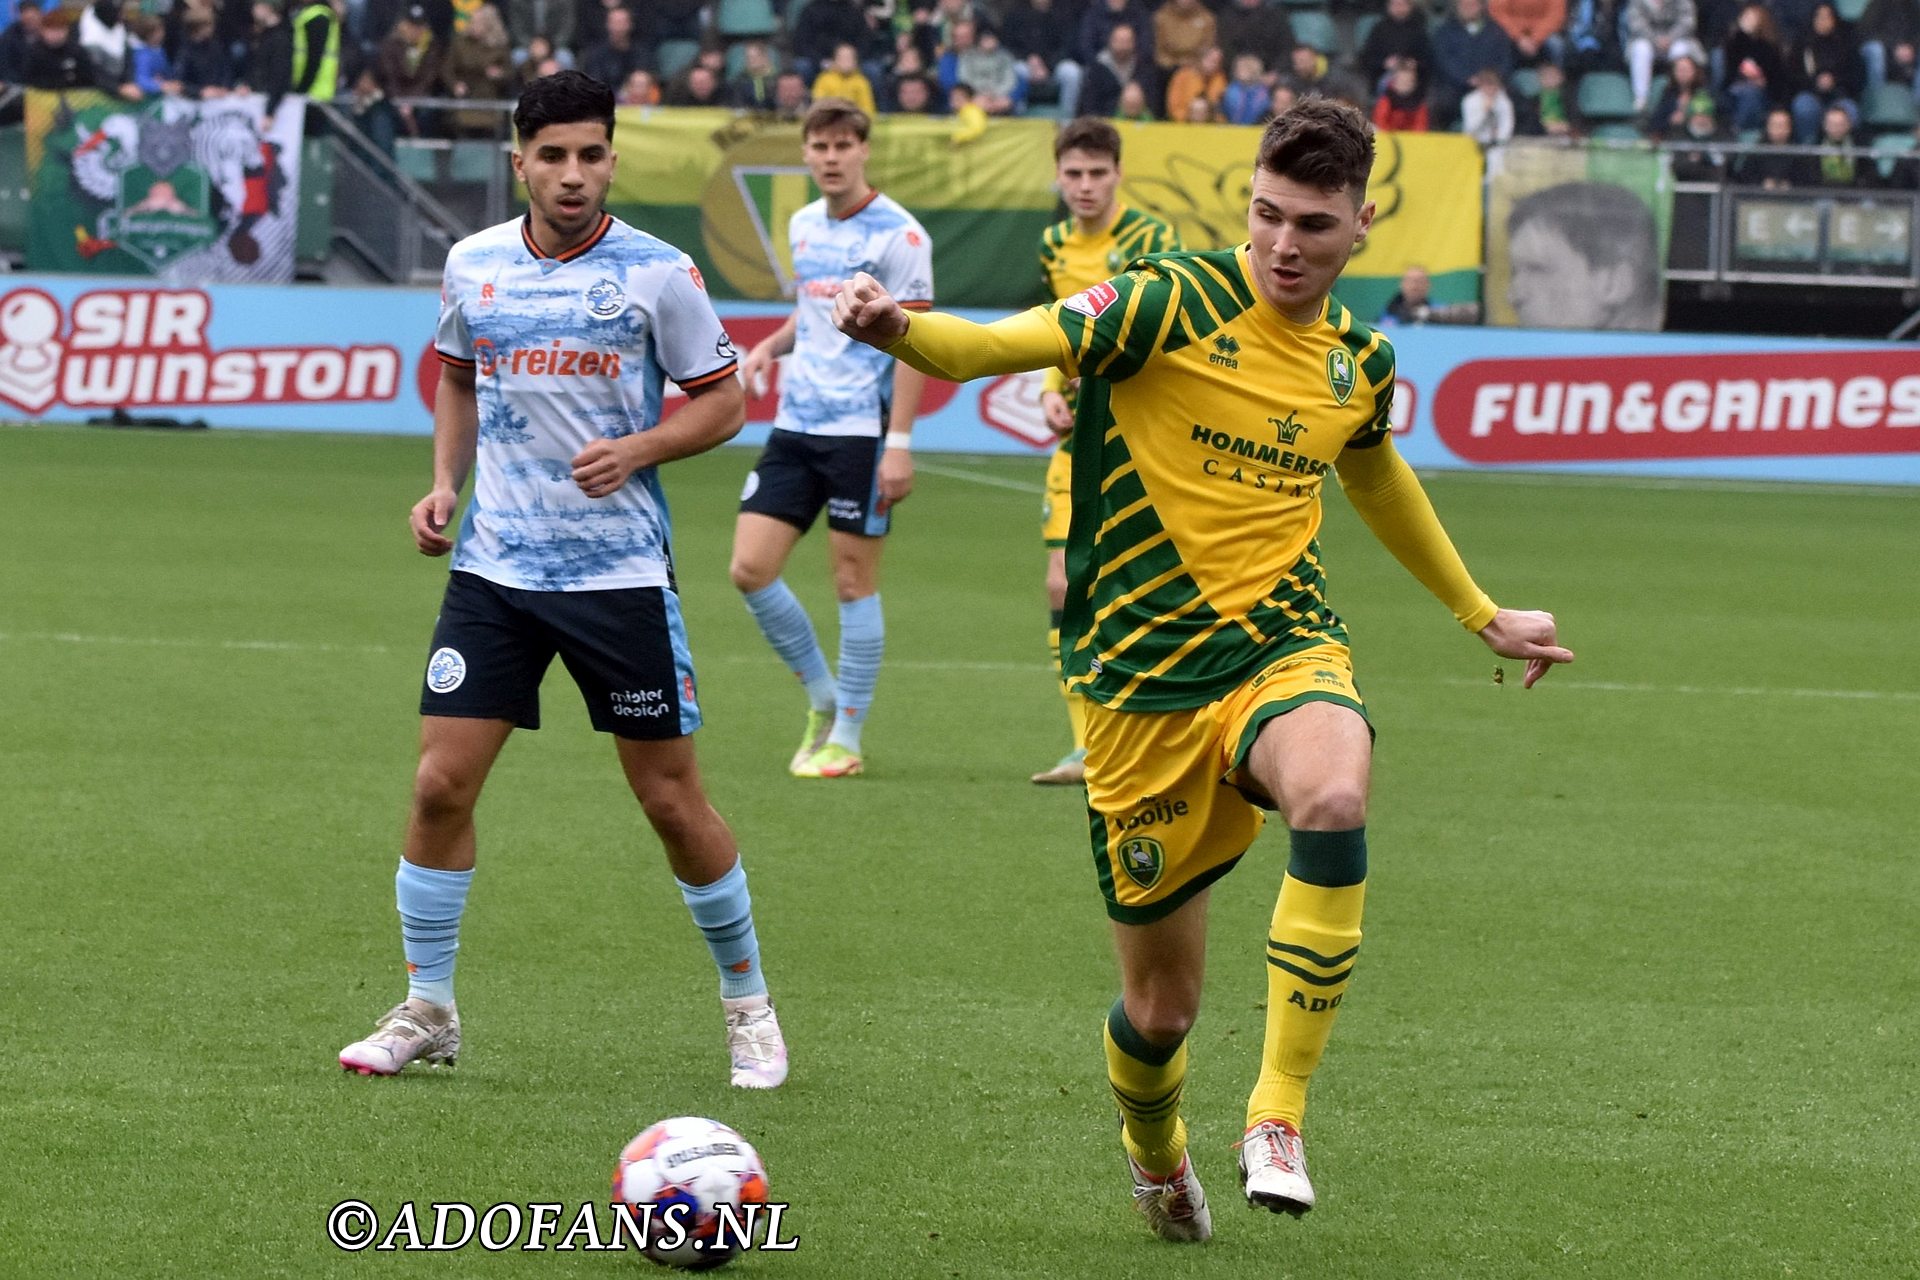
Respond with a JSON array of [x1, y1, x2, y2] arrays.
[[613, 1116, 769, 1270]]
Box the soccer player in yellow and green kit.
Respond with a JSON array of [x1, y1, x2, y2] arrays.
[[835, 99, 1573, 1242], [1031, 118, 1181, 786]]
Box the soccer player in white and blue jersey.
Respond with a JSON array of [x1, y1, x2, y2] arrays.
[[728, 98, 933, 779], [338, 72, 789, 1089]]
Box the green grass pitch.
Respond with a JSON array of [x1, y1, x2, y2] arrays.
[[1, 422, 1915, 1278]]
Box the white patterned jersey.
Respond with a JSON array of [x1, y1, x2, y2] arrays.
[[776, 191, 933, 438], [434, 213, 738, 592]]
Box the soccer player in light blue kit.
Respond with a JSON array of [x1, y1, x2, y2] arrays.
[[729, 98, 933, 779], [338, 72, 788, 1089]]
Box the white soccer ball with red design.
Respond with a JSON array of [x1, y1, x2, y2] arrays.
[[612, 1116, 769, 1270]]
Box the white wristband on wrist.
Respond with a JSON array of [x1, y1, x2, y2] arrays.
[[884, 431, 913, 452]]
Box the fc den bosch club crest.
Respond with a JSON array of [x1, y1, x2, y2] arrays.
[[1119, 836, 1165, 891], [1326, 348, 1355, 406]]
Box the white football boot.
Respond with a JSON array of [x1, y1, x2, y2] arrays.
[[1238, 1119, 1315, 1215], [722, 994, 789, 1089], [1128, 1149, 1214, 1243], [339, 998, 460, 1076]]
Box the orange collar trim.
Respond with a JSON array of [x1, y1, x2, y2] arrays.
[[833, 189, 880, 221], [522, 212, 613, 263]]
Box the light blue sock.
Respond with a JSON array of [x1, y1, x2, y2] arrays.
[[677, 857, 767, 1000], [396, 860, 472, 1008], [742, 579, 835, 712], [828, 593, 883, 752]]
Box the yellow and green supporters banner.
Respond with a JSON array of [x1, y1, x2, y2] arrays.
[[27, 88, 307, 283], [1114, 122, 1484, 322], [610, 108, 1057, 305], [608, 108, 1484, 313]]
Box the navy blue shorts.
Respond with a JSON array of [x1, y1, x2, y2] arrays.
[[739, 427, 892, 537], [420, 571, 700, 740]]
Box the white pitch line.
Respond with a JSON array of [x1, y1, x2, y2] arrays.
[[714, 654, 1048, 674], [0, 630, 1048, 674], [4, 630, 1918, 703], [1427, 675, 1920, 703], [0, 630, 396, 655], [912, 460, 1046, 494]]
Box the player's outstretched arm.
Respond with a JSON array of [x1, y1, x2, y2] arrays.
[[1334, 437, 1573, 687], [833, 271, 1063, 382], [411, 361, 479, 556], [572, 376, 745, 499]]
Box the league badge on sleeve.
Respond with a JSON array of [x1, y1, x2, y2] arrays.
[[1064, 282, 1120, 319]]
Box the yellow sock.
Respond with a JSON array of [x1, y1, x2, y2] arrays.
[[1247, 829, 1367, 1131], [1104, 998, 1189, 1176]]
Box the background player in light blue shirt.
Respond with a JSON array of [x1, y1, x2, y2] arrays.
[[729, 98, 935, 780], [338, 72, 789, 1090]]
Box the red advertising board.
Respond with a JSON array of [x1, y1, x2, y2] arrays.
[[1433, 350, 1920, 463]]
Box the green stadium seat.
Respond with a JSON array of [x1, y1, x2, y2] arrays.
[[1835, 0, 1870, 19], [296, 136, 332, 263], [716, 0, 779, 37], [450, 140, 500, 183], [1871, 130, 1915, 179], [1576, 71, 1636, 121], [1289, 9, 1337, 54], [396, 141, 440, 182], [1590, 121, 1646, 141], [657, 38, 702, 79], [1863, 82, 1918, 130], [1510, 66, 1541, 99], [1738, 127, 1761, 142], [0, 125, 25, 255], [1646, 74, 1668, 109], [1352, 13, 1380, 53]]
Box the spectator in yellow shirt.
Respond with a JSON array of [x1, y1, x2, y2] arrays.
[[949, 81, 989, 142], [811, 41, 877, 116]]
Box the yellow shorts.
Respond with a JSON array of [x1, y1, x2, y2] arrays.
[[1084, 644, 1367, 923], [1041, 446, 1072, 548]]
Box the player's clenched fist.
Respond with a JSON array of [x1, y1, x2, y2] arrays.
[[832, 272, 911, 349], [572, 436, 644, 499]]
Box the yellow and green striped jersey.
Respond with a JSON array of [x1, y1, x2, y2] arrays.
[[1037, 206, 1182, 453], [1038, 244, 1395, 711], [1038, 204, 1182, 304]]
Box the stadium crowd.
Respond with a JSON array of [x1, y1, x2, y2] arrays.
[[0, 0, 1914, 180]]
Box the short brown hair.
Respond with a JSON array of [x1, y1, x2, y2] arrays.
[[1256, 98, 1374, 198], [803, 97, 871, 142], [1054, 116, 1121, 163]]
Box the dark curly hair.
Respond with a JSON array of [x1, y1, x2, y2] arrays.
[[514, 69, 615, 145], [1256, 97, 1375, 199]]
